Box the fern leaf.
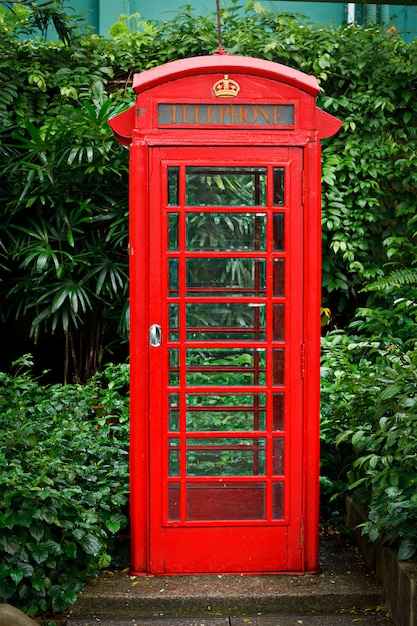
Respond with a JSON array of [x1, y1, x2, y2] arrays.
[[362, 268, 417, 292]]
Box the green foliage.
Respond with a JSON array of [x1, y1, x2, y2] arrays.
[[106, 3, 417, 316], [1, 2, 417, 376], [1, 53, 128, 380], [0, 0, 416, 585], [321, 298, 417, 560], [0, 0, 85, 43], [0, 356, 129, 616]]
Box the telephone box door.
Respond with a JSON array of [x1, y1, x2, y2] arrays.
[[147, 145, 305, 573]]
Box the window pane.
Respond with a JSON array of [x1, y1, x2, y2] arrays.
[[169, 393, 180, 431], [169, 303, 179, 341], [186, 482, 266, 521], [272, 482, 284, 520], [273, 168, 285, 206], [168, 167, 179, 206], [168, 483, 180, 521], [186, 437, 266, 476], [168, 213, 179, 250], [273, 438, 284, 475], [186, 258, 266, 297], [273, 213, 284, 251], [186, 393, 267, 431], [168, 258, 179, 296], [273, 304, 284, 341], [186, 302, 266, 341], [186, 212, 266, 251], [273, 259, 284, 297], [273, 349, 284, 385], [186, 348, 266, 386], [169, 348, 180, 386], [168, 438, 180, 476], [186, 167, 266, 206], [273, 393, 284, 431]]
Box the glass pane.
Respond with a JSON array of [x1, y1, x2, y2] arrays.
[[273, 349, 284, 385], [186, 167, 266, 206], [272, 482, 284, 520], [168, 258, 179, 296], [186, 393, 267, 431], [273, 393, 284, 431], [168, 213, 179, 250], [186, 302, 266, 341], [169, 393, 180, 431], [186, 212, 266, 251], [273, 214, 284, 251], [272, 348, 284, 385], [273, 168, 285, 206], [186, 482, 266, 521], [169, 409, 180, 431], [273, 259, 284, 297], [169, 304, 179, 341], [186, 348, 266, 386], [273, 438, 284, 475], [186, 258, 266, 297], [168, 438, 180, 476], [168, 167, 179, 206], [168, 483, 180, 521], [186, 437, 266, 476], [273, 304, 284, 341], [169, 348, 180, 386]]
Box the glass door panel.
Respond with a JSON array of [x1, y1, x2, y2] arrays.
[[185, 392, 267, 431], [186, 437, 266, 476], [186, 167, 267, 206], [186, 212, 266, 251], [186, 258, 266, 297], [186, 302, 266, 341], [186, 482, 267, 522], [185, 348, 266, 386]]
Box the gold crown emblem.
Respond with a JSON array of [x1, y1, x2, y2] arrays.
[[212, 74, 240, 98]]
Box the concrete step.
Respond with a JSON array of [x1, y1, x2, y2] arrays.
[[68, 616, 393, 625], [68, 535, 392, 624]]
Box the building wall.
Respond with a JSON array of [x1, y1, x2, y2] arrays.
[[68, 0, 417, 40]]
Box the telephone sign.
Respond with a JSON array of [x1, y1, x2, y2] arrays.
[[157, 103, 295, 125], [110, 54, 341, 575]]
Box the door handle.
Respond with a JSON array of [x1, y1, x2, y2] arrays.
[[149, 324, 162, 347]]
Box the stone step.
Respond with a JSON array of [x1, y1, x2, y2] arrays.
[[70, 571, 385, 617], [68, 614, 393, 625], [69, 535, 391, 623]]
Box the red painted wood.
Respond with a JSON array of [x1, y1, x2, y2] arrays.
[[129, 137, 150, 573], [131, 55, 321, 96], [109, 53, 341, 576]]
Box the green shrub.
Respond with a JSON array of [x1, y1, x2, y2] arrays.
[[0, 356, 129, 616], [320, 329, 382, 523], [1, 4, 417, 377], [321, 298, 417, 560]]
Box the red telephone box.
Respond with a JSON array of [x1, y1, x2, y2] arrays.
[[110, 54, 341, 576]]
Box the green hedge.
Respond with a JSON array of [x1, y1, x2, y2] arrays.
[[1, 3, 417, 377], [321, 297, 417, 561], [0, 357, 129, 616]]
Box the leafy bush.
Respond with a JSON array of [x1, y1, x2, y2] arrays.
[[1, 2, 417, 377], [0, 356, 129, 616], [321, 298, 417, 560]]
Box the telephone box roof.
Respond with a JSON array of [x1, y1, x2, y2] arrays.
[[132, 54, 320, 96], [109, 53, 342, 144]]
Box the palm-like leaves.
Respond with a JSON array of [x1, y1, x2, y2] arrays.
[[2, 90, 129, 381]]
